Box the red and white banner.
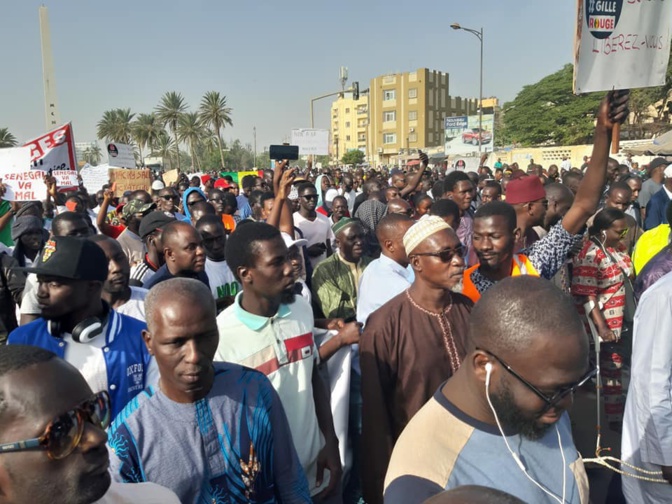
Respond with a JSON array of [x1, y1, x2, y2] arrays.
[[23, 122, 77, 172]]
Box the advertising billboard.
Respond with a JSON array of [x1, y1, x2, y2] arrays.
[[444, 114, 495, 156]]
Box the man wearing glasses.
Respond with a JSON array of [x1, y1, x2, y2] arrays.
[[0, 345, 179, 503], [293, 182, 335, 269], [360, 216, 473, 504], [385, 276, 592, 504]]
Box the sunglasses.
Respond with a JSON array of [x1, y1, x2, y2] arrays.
[[0, 391, 111, 460], [301, 194, 319, 201], [209, 198, 225, 203], [160, 195, 179, 201], [187, 199, 204, 207], [618, 228, 629, 239], [477, 348, 597, 413], [412, 245, 464, 263]]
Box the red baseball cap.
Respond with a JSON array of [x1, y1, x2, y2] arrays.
[[214, 179, 232, 189]]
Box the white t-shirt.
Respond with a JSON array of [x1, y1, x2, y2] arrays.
[[20, 273, 39, 315], [204, 258, 240, 300], [293, 212, 335, 268], [116, 229, 144, 267], [95, 481, 180, 504], [115, 287, 148, 322]]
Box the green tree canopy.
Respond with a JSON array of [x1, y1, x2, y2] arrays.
[[342, 150, 365, 165], [0, 128, 17, 148], [498, 64, 603, 147]]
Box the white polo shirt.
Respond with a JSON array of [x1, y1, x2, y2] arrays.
[[215, 293, 327, 496]]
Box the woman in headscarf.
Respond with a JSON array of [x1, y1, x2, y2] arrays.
[[354, 199, 387, 258], [181, 187, 207, 222], [317, 188, 340, 217], [313, 174, 332, 208], [11, 215, 46, 267]]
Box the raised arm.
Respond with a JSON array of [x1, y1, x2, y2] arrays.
[[562, 91, 629, 235], [96, 188, 118, 237], [399, 151, 429, 198]]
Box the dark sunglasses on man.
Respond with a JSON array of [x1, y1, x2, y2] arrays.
[[0, 391, 111, 460], [411, 245, 464, 263], [160, 194, 179, 201]]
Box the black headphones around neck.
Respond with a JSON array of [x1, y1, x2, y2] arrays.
[[48, 302, 111, 343]]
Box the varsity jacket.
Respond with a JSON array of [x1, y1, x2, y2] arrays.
[[8, 310, 153, 418]]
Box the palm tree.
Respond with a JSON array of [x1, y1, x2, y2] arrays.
[[83, 144, 102, 165], [199, 91, 233, 169], [155, 92, 188, 173], [132, 113, 164, 166], [97, 108, 135, 144], [178, 112, 206, 171], [150, 130, 175, 170], [0, 128, 17, 147]]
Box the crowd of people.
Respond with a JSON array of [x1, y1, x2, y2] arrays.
[[0, 90, 671, 503]]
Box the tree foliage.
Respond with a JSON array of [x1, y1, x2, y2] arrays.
[[155, 91, 188, 172], [0, 128, 17, 148], [96, 108, 135, 144], [199, 91, 233, 169], [342, 149, 365, 165], [497, 65, 603, 146]]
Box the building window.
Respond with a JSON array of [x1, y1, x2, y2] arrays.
[[383, 133, 397, 144], [358, 134, 366, 141], [409, 133, 417, 143], [408, 88, 417, 99], [345, 122, 350, 127], [346, 135, 351, 141], [383, 111, 396, 122], [409, 110, 418, 121], [345, 108, 350, 113], [383, 89, 396, 101]]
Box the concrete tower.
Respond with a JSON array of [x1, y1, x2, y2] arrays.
[[39, 5, 60, 130]]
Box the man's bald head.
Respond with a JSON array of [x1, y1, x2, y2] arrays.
[[423, 486, 525, 504], [161, 220, 196, 246], [545, 183, 574, 206], [387, 198, 412, 216], [470, 276, 587, 357], [376, 213, 414, 243], [145, 277, 215, 332]]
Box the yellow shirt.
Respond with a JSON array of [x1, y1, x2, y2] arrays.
[[633, 224, 670, 274]]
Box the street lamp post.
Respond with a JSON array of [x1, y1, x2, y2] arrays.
[[450, 23, 484, 154]]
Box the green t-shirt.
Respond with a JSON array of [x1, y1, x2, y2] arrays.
[[0, 200, 14, 247]]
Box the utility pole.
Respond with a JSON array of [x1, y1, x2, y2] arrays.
[[253, 126, 257, 168], [39, 6, 60, 131]]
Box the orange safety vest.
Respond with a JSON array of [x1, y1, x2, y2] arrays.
[[462, 254, 540, 303]]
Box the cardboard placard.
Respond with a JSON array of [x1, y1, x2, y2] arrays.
[[162, 168, 179, 187], [109, 168, 151, 197]]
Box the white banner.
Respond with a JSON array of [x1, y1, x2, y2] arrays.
[[80, 163, 110, 193], [0, 147, 47, 201], [52, 169, 78, 189], [574, 0, 672, 93], [291, 129, 330, 155], [107, 142, 135, 168]]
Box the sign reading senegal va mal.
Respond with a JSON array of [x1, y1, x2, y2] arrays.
[[574, 0, 671, 93]]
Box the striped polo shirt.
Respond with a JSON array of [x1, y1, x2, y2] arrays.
[[215, 293, 326, 496]]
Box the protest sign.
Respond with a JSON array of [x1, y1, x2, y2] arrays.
[[52, 169, 78, 189], [23, 123, 77, 172], [291, 129, 329, 155], [80, 163, 110, 193], [162, 168, 179, 187], [109, 168, 150, 196], [107, 143, 136, 168], [574, 0, 672, 93], [0, 147, 47, 201]]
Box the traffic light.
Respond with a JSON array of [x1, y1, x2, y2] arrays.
[[352, 82, 359, 101]]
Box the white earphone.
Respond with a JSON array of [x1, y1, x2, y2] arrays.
[[484, 360, 567, 503]]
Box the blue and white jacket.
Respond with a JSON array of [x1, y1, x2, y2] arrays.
[[8, 310, 153, 418]]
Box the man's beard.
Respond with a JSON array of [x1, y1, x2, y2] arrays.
[[489, 379, 552, 441], [280, 288, 296, 305]]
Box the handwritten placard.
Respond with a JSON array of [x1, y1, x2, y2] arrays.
[[80, 164, 110, 193], [109, 168, 150, 196], [574, 0, 672, 92], [291, 129, 329, 155], [53, 169, 78, 189], [0, 147, 47, 202]]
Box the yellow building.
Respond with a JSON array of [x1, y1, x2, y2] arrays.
[[369, 68, 478, 165], [330, 94, 369, 162]]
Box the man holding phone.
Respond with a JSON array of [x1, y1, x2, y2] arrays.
[[294, 182, 335, 269]]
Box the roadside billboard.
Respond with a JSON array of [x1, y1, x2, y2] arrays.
[[444, 114, 495, 156]]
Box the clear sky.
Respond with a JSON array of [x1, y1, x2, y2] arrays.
[[1, 0, 577, 151]]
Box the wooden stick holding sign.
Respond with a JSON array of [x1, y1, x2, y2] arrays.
[[573, 0, 671, 154]]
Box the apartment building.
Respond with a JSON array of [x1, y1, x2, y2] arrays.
[[330, 94, 369, 161]]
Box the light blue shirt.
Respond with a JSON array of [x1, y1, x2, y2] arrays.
[[354, 255, 414, 374], [357, 254, 414, 326]]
